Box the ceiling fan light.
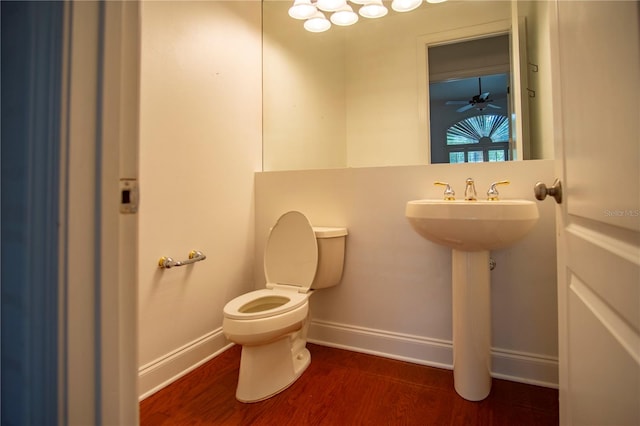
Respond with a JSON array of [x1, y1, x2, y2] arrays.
[[317, 0, 347, 12], [392, 0, 422, 12], [304, 11, 332, 32], [359, 0, 388, 18], [331, 5, 359, 26], [288, 0, 317, 20]]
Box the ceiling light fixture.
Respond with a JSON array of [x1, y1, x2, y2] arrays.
[[391, 0, 422, 12], [359, 0, 388, 18], [317, 0, 348, 12], [330, 4, 359, 26], [293, 0, 447, 33], [289, 0, 317, 20], [304, 10, 332, 32]]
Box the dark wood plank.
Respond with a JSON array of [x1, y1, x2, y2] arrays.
[[140, 343, 558, 425]]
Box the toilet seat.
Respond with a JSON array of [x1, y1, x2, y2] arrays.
[[223, 288, 308, 320]]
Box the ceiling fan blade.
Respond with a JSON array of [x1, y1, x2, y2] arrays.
[[446, 100, 469, 105], [480, 92, 491, 100], [457, 104, 474, 112], [487, 104, 501, 109]]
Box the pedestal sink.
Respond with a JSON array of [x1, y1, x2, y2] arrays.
[[405, 199, 539, 401]]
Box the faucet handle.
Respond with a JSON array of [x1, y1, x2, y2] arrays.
[[487, 180, 510, 201], [434, 181, 455, 200]]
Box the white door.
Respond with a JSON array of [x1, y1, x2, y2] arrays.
[[550, 1, 640, 424]]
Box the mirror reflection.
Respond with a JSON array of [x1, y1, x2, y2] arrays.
[[263, 0, 553, 171], [428, 35, 512, 164]]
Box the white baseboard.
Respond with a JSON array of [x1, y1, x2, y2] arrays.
[[138, 328, 232, 400], [490, 347, 559, 388], [308, 319, 453, 369], [308, 319, 558, 388]]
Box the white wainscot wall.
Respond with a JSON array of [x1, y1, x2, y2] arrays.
[[255, 160, 558, 387]]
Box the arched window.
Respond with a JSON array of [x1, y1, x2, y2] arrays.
[[446, 114, 510, 163]]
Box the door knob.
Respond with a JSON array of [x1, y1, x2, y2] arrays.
[[534, 179, 562, 204]]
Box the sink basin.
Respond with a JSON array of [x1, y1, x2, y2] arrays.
[[405, 199, 539, 251]]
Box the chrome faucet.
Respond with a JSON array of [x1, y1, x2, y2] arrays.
[[464, 178, 477, 201], [486, 180, 510, 201], [434, 181, 455, 200]]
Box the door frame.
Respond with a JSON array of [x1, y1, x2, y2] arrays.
[[58, 1, 140, 424]]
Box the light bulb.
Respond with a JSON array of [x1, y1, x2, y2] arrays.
[[304, 11, 331, 32], [317, 0, 347, 12], [289, 0, 317, 20], [331, 5, 358, 26], [392, 0, 422, 12], [359, 0, 388, 18]]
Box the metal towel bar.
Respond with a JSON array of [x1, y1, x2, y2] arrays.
[[158, 250, 206, 269]]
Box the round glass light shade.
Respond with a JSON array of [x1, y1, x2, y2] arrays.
[[331, 5, 358, 25], [359, 0, 388, 18], [317, 0, 347, 12], [426, 0, 448, 3], [304, 11, 332, 32], [288, 0, 317, 20], [391, 0, 422, 12], [349, 0, 368, 4]]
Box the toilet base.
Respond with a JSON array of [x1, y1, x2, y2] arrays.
[[236, 336, 311, 403]]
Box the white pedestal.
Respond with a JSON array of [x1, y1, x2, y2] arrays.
[[451, 249, 492, 401]]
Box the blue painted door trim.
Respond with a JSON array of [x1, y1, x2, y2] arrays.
[[1, 2, 64, 424]]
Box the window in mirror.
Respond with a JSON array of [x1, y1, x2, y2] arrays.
[[445, 113, 509, 163], [428, 35, 511, 164]]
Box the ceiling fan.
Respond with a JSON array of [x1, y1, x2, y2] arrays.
[[445, 77, 502, 113]]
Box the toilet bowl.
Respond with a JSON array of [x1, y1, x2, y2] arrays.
[[222, 211, 347, 402]]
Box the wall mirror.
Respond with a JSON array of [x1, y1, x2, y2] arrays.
[[262, 0, 553, 171]]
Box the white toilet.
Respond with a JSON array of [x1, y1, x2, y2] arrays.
[[222, 211, 348, 403]]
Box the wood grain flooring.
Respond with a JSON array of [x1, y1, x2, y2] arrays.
[[140, 343, 558, 425]]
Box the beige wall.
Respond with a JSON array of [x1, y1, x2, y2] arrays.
[[256, 160, 558, 386], [137, 1, 262, 398], [263, 1, 348, 171]]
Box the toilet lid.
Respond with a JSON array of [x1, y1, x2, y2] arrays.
[[264, 211, 318, 292]]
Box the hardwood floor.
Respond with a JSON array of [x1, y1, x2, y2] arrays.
[[140, 344, 558, 425]]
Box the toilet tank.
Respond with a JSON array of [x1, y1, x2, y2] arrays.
[[311, 227, 348, 289]]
